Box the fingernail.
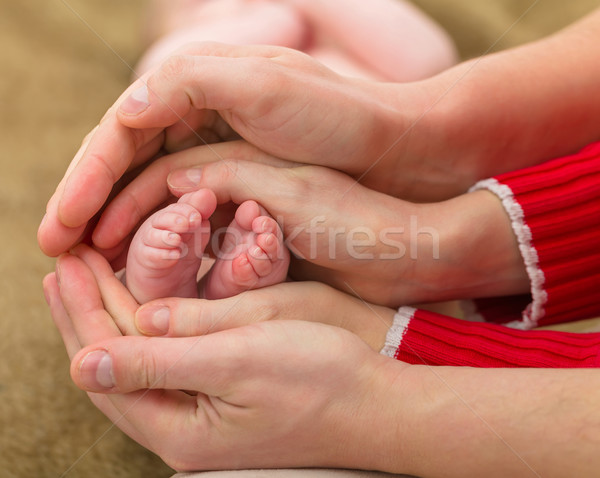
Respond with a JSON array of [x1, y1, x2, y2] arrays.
[[79, 350, 115, 390], [168, 168, 203, 190], [136, 305, 170, 336], [120, 85, 149, 115]]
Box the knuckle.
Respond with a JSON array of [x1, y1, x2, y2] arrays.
[[87, 151, 118, 184], [131, 344, 164, 389], [242, 57, 287, 104], [173, 301, 210, 336], [240, 289, 281, 323], [158, 54, 191, 81], [204, 158, 241, 189]]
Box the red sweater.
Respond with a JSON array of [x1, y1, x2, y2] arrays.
[[382, 142, 600, 367]]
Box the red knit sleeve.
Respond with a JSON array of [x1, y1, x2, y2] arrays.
[[469, 141, 600, 329], [381, 307, 600, 368]]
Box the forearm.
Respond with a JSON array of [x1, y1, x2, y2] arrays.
[[383, 307, 600, 368], [376, 362, 600, 477], [387, 9, 600, 199], [412, 138, 600, 323], [443, 9, 600, 174], [409, 189, 530, 303]]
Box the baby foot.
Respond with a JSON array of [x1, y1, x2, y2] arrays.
[[125, 189, 217, 303], [201, 200, 289, 300]]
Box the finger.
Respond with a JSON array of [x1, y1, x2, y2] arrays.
[[70, 333, 251, 396], [52, 44, 275, 238], [44, 273, 155, 450], [92, 141, 289, 250], [118, 42, 288, 127], [134, 288, 273, 337], [134, 281, 336, 338], [69, 245, 140, 336], [56, 253, 123, 346], [167, 159, 305, 220], [55, 74, 165, 225], [76, 372, 200, 461], [38, 203, 88, 258], [44, 272, 81, 359], [59, 117, 164, 228]]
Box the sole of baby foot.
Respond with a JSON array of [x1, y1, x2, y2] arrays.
[[201, 201, 289, 300], [126, 189, 217, 303]]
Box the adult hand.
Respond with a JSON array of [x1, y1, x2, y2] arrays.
[[44, 245, 405, 472], [38, 42, 440, 258], [46, 249, 600, 477], [40, 10, 600, 258], [92, 143, 529, 306]]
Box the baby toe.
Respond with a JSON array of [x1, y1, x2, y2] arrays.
[[253, 215, 282, 237], [144, 228, 181, 249], [151, 203, 202, 233], [231, 253, 260, 285], [178, 189, 217, 221], [246, 246, 274, 278], [255, 232, 283, 262]]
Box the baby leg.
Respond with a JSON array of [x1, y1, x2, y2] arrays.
[[137, 0, 308, 75], [278, 0, 458, 81], [201, 200, 289, 300], [125, 189, 217, 303]]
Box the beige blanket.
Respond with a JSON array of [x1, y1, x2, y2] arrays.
[[1, 0, 597, 476]]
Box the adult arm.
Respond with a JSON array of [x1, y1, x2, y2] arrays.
[[470, 140, 600, 328], [47, 246, 600, 477], [421, 8, 600, 190]]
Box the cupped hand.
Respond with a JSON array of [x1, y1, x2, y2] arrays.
[[90, 141, 443, 306], [38, 42, 435, 258], [92, 140, 529, 306], [44, 245, 406, 472]]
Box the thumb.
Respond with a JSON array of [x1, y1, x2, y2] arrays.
[[134, 289, 282, 337], [117, 43, 287, 129], [70, 334, 248, 395]]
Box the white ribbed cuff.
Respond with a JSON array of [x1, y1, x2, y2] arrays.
[[380, 307, 416, 357], [470, 178, 548, 329]]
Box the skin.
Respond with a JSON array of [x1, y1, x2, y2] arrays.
[[38, 9, 600, 259], [37, 8, 600, 475], [140, 0, 457, 81], [125, 189, 290, 303], [277, 0, 458, 81], [75, 141, 529, 306], [46, 245, 600, 477]]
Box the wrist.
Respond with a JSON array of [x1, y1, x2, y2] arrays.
[[430, 190, 530, 299], [387, 190, 529, 304], [344, 353, 418, 474], [370, 76, 490, 201], [354, 80, 466, 201]]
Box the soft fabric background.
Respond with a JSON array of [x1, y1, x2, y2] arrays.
[[1, 0, 598, 477]]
